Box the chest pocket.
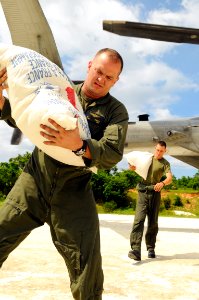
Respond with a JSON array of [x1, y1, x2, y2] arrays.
[[86, 111, 107, 140]]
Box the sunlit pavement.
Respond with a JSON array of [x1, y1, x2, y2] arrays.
[[0, 214, 199, 300]]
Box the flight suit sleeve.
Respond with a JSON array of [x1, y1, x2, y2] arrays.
[[0, 97, 17, 128], [84, 106, 129, 170]]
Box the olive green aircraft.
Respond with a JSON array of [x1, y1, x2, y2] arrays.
[[1, 0, 199, 169]]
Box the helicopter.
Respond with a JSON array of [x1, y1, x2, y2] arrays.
[[0, 0, 199, 169], [102, 20, 199, 169]]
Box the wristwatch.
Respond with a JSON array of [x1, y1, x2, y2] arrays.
[[72, 140, 87, 156]]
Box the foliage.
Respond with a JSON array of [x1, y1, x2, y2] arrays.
[[0, 191, 6, 204], [176, 171, 199, 190], [173, 195, 183, 207], [0, 152, 198, 217], [91, 167, 140, 208], [103, 174, 129, 208], [91, 170, 110, 204], [103, 201, 117, 212], [0, 152, 31, 196], [162, 196, 171, 210], [166, 175, 177, 190]]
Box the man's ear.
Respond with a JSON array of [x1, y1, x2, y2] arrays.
[[115, 76, 119, 83], [112, 75, 119, 86], [88, 60, 92, 71]]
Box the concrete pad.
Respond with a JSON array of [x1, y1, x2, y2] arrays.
[[0, 214, 199, 300]]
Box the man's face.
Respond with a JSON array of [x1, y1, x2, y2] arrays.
[[154, 144, 166, 160], [83, 53, 121, 99]]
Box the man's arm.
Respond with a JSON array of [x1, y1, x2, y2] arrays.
[[40, 100, 129, 169], [86, 121, 128, 169], [40, 116, 128, 170], [0, 96, 5, 111], [162, 171, 173, 186], [0, 68, 17, 128], [0, 68, 7, 110]]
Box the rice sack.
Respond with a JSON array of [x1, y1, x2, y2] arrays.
[[0, 43, 91, 166], [124, 151, 153, 180]]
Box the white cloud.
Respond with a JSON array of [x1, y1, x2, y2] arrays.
[[0, 122, 34, 162], [36, 0, 199, 123], [128, 0, 199, 57], [112, 59, 198, 120], [129, 39, 176, 57], [39, 0, 141, 59], [152, 108, 179, 120], [148, 0, 199, 27]]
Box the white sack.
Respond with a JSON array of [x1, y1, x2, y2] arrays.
[[0, 43, 91, 166], [124, 151, 153, 180]]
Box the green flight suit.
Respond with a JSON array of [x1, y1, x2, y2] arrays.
[[130, 156, 171, 252], [0, 83, 129, 300]]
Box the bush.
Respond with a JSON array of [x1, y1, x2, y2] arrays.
[[129, 197, 137, 211], [91, 168, 140, 208], [173, 195, 183, 207], [159, 202, 165, 212], [103, 175, 129, 208], [103, 201, 117, 212], [91, 170, 110, 204], [0, 191, 6, 205], [163, 196, 171, 210], [0, 152, 31, 196]]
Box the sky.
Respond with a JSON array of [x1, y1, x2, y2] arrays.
[[0, 0, 199, 178]]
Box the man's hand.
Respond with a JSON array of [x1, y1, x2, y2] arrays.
[[40, 118, 83, 151], [154, 182, 164, 192], [0, 68, 8, 110], [129, 164, 136, 171], [154, 171, 172, 192]]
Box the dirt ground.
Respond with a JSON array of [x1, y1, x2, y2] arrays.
[[0, 214, 199, 300]]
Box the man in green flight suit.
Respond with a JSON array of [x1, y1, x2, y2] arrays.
[[0, 48, 129, 300], [128, 141, 172, 261]]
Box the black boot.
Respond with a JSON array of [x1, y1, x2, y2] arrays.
[[148, 249, 156, 258], [128, 249, 141, 261]]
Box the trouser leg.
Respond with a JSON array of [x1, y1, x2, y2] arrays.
[[48, 172, 103, 300], [130, 191, 147, 252], [0, 231, 30, 267], [145, 192, 161, 250], [0, 171, 47, 267]]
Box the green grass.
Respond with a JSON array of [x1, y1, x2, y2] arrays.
[[96, 204, 199, 218], [1, 189, 199, 218], [97, 188, 199, 218], [96, 204, 133, 215]]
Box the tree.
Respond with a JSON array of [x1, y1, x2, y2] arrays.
[[1, 152, 198, 209], [188, 171, 199, 190], [91, 169, 110, 204], [91, 168, 140, 208], [0, 152, 31, 196], [103, 174, 130, 208], [177, 176, 191, 188]]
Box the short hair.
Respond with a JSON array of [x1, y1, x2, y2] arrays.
[[95, 48, 123, 74], [157, 140, 167, 148]]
